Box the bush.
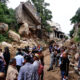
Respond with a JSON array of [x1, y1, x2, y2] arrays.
[[0, 2, 19, 31], [74, 36, 80, 42], [0, 34, 7, 42], [0, 32, 13, 42]]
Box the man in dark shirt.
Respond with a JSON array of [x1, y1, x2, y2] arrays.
[[0, 57, 5, 80], [60, 52, 69, 80], [3, 47, 10, 76], [78, 56, 80, 70]]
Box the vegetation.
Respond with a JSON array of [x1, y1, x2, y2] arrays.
[[69, 28, 74, 38], [0, 1, 18, 42], [70, 8, 80, 42], [70, 8, 80, 24], [31, 0, 52, 32], [0, 32, 12, 42], [0, 2, 18, 31]]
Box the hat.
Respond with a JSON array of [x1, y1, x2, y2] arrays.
[[34, 54, 40, 59]]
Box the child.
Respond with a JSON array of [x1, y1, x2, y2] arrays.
[[60, 52, 70, 80]]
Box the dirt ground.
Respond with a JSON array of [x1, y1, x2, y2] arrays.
[[43, 49, 79, 80]]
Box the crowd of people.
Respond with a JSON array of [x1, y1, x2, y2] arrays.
[[48, 41, 80, 80], [0, 45, 44, 80], [0, 41, 80, 80]]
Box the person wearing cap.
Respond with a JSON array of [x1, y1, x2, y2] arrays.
[[33, 54, 40, 80], [18, 55, 34, 80], [6, 58, 18, 80]]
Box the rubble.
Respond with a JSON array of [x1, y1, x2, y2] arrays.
[[0, 23, 8, 33], [19, 23, 30, 37], [8, 30, 20, 42]]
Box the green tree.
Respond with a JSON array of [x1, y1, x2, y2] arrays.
[[70, 8, 80, 24], [31, 0, 52, 32], [69, 28, 74, 38], [0, 2, 18, 31]]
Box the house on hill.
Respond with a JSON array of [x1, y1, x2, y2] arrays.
[[47, 21, 65, 40]]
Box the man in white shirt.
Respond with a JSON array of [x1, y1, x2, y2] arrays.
[[15, 52, 24, 72]]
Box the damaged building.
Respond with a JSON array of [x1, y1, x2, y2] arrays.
[[47, 21, 65, 40]]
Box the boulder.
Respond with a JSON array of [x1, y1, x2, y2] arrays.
[[0, 42, 12, 49], [0, 23, 8, 33], [0, 42, 16, 58], [19, 23, 30, 37], [8, 30, 20, 42], [20, 39, 37, 48]]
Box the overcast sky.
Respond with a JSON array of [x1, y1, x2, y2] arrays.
[[7, 0, 80, 34]]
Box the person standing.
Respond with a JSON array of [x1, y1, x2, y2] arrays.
[[6, 58, 18, 80], [78, 56, 80, 70], [3, 47, 10, 76], [60, 52, 69, 80], [18, 55, 34, 80], [39, 51, 44, 80], [15, 52, 24, 72], [33, 54, 40, 80], [0, 57, 5, 80], [47, 48, 55, 71]]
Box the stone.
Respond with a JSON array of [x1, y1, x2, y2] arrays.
[[20, 39, 37, 48], [8, 30, 20, 42], [19, 23, 30, 37], [0, 42, 12, 48], [0, 42, 17, 58], [15, 2, 41, 26], [0, 23, 8, 33]]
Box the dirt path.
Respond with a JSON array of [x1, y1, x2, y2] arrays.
[[43, 49, 61, 80], [43, 49, 79, 80]]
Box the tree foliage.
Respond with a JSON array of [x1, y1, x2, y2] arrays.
[[70, 8, 80, 24], [69, 28, 74, 38], [31, 0, 52, 32], [0, 2, 18, 30]]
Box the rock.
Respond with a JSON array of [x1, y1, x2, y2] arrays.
[[0, 42, 12, 48], [0, 42, 16, 58], [20, 39, 37, 48], [8, 30, 20, 42], [0, 23, 8, 33], [19, 23, 30, 37]]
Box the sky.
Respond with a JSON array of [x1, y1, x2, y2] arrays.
[[7, 0, 80, 34]]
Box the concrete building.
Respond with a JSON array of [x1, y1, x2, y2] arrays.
[[47, 21, 65, 40]]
